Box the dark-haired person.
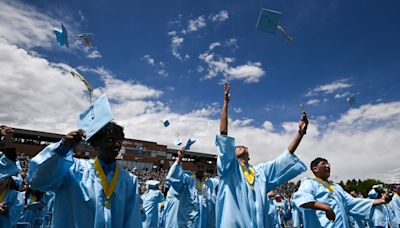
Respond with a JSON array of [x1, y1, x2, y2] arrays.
[[216, 83, 308, 228], [390, 185, 400, 228], [27, 95, 142, 227], [0, 125, 24, 227], [293, 157, 387, 228], [164, 147, 218, 228]]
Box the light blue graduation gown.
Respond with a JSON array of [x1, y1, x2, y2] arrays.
[[164, 161, 218, 228], [19, 192, 52, 226], [215, 135, 307, 228], [291, 199, 303, 228], [142, 189, 164, 228], [273, 200, 285, 228], [390, 193, 400, 227], [293, 177, 374, 228], [369, 204, 392, 228], [27, 141, 143, 228], [0, 188, 24, 228]]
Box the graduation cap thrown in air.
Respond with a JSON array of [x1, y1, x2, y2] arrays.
[[174, 138, 182, 146], [185, 138, 196, 151], [53, 23, 69, 48], [78, 94, 113, 141], [347, 96, 356, 106], [163, 120, 170, 128], [77, 33, 93, 48], [256, 8, 293, 42]]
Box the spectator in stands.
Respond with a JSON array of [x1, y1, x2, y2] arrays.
[[215, 82, 308, 228], [27, 95, 142, 227]]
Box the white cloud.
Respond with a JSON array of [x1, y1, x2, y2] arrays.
[[142, 54, 155, 66], [157, 69, 168, 77], [187, 16, 206, 32], [334, 91, 351, 98], [262, 121, 274, 131], [209, 42, 221, 50], [233, 107, 242, 113], [306, 79, 352, 97], [0, 0, 59, 48], [225, 38, 239, 50], [141, 55, 168, 77], [87, 50, 102, 59], [225, 62, 265, 83], [199, 48, 265, 83], [306, 99, 321, 105], [167, 31, 187, 61], [79, 67, 163, 102], [210, 10, 229, 22]]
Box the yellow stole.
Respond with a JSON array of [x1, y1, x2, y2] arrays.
[[313, 176, 334, 193], [194, 176, 206, 191], [30, 194, 38, 203], [94, 158, 120, 209], [0, 186, 8, 203], [240, 163, 255, 189]]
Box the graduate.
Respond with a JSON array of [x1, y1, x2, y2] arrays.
[[368, 187, 394, 228], [215, 83, 308, 228], [389, 185, 400, 228], [141, 180, 164, 228], [293, 157, 387, 228], [0, 153, 24, 228], [27, 94, 142, 228], [0, 126, 25, 227], [164, 147, 218, 228], [157, 183, 169, 227], [19, 187, 52, 227], [273, 193, 287, 228]]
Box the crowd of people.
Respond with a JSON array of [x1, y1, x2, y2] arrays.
[[1, 83, 399, 228]]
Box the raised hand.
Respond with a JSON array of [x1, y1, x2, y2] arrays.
[[299, 112, 308, 135], [224, 82, 230, 103], [177, 146, 185, 164], [63, 130, 85, 148]]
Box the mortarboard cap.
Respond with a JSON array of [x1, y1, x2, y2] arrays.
[[146, 180, 160, 189], [185, 138, 196, 150], [78, 94, 113, 141], [174, 138, 182, 146], [0, 152, 19, 180], [347, 96, 356, 106], [256, 8, 282, 33], [53, 23, 69, 48], [368, 189, 378, 199], [163, 120, 170, 128]]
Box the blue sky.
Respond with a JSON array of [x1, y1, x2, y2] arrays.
[[26, 0, 400, 125], [1, 0, 400, 181]]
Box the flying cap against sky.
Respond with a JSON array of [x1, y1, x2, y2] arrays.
[[78, 94, 113, 141], [53, 23, 69, 48]]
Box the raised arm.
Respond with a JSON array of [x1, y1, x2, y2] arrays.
[[220, 82, 230, 135], [27, 130, 84, 191], [166, 147, 192, 193], [287, 112, 308, 153]]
